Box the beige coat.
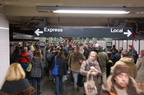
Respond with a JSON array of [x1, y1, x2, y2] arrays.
[[80, 59, 102, 94], [135, 57, 144, 83], [111, 56, 137, 78]]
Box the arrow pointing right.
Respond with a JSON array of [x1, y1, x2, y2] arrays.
[[123, 30, 132, 37], [35, 29, 43, 36]]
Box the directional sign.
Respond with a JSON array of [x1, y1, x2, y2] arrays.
[[123, 30, 132, 37], [35, 28, 43, 36], [34, 26, 133, 38]]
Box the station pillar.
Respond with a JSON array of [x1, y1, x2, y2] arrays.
[[92, 38, 97, 44], [39, 37, 46, 60], [104, 38, 112, 52], [0, 13, 9, 88], [86, 38, 89, 43], [48, 37, 53, 44]]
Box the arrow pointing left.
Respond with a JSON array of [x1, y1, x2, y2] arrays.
[[35, 29, 43, 36]]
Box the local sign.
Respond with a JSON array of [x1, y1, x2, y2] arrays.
[[34, 26, 133, 38]]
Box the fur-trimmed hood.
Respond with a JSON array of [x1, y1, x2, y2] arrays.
[[9, 87, 35, 95], [0, 87, 35, 95], [102, 75, 143, 95]]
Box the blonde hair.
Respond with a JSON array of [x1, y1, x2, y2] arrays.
[[4, 63, 25, 81], [0, 63, 25, 88], [29, 45, 35, 52], [89, 51, 97, 57]]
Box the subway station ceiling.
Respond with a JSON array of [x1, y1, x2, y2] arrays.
[[1, 0, 144, 37]]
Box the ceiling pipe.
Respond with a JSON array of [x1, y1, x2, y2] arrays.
[[125, 20, 139, 34]]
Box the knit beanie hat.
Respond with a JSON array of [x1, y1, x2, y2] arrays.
[[113, 65, 129, 77]]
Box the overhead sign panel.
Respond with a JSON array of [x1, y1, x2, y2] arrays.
[[83, 27, 132, 38], [34, 26, 132, 38]]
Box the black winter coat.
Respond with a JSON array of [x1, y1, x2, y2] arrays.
[[52, 57, 67, 76], [1, 78, 35, 95], [128, 48, 138, 63]]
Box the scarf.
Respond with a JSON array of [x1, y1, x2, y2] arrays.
[[87, 58, 97, 65]]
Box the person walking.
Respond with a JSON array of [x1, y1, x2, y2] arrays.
[[1, 63, 35, 95], [100, 65, 143, 95], [135, 49, 144, 91], [128, 45, 138, 64], [30, 50, 44, 95], [111, 49, 137, 78], [97, 47, 109, 82], [52, 51, 67, 95], [80, 51, 102, 95], [68, 46, 86, 90], [18, 46, 32, 80]]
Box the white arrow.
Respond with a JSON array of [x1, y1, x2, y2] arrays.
[[123, 30, 132, 37], [35, 29, 43, 36]]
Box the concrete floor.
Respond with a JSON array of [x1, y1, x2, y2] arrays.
[[40, 76, 82, 95]]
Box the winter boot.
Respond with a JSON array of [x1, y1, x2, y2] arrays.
[[37, 86, 41, 95]]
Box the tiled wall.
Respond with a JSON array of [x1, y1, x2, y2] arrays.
[[0, 13, 9, 88]]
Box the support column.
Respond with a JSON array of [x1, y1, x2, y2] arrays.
[[40, 37, 46, 42], [48, 37, 53, 44], [104, 38, 112, 52], [92, 38, 97, 44], [0, 13, 9, 88], [40, 37, 46, 60], [86, 38, 89, 43], [81, 38, 84, 43], [53, 37, 57, 43]]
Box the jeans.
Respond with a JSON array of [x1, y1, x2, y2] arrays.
[[54, 75, 63, 95], [72, 71, 79, 88], [31, 77, 41, 88]]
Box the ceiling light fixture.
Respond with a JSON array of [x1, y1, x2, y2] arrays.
[[36, 6, 144, 14], [53, 10, 129, 14]]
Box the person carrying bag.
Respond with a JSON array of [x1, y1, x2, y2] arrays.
[[80, 51, 102, 95], [84, 70, 97, 95], [51, 51, 68, 95], [51, 57, 59, 76]]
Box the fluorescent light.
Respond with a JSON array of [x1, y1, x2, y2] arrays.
[[53, 10, 130, 14]]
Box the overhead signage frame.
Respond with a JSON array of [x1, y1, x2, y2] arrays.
[[34, 26, 133, 38]]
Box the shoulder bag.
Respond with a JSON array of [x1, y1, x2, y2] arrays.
[[84, 70, 97, 95], [25, 57, 32, 72], [51, 57, 59, 76]]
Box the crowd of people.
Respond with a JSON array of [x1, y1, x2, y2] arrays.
[[1, 41, 144, 95]]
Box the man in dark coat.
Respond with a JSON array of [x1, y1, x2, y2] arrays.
[[128, 45, 138, 64]]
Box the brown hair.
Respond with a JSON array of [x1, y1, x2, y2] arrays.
[[55, 51, 66, 60], [33, 50, 43, 59]]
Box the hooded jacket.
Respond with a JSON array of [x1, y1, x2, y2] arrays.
[[111, 56, 137, 78], [100, 75, 144, 95]]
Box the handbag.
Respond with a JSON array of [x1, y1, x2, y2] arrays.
[[24, 57, 32, 72], [51, 57, 59, 76], [26, 63, 32, 72], [84, 70, 97, 95]]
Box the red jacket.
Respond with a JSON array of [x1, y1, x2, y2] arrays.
[[18, 52, 32, 63]]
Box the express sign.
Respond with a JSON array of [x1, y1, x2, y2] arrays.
[[34, 26, 133, 38]]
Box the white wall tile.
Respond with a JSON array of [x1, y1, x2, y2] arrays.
[[0, 13, 9, 88]]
